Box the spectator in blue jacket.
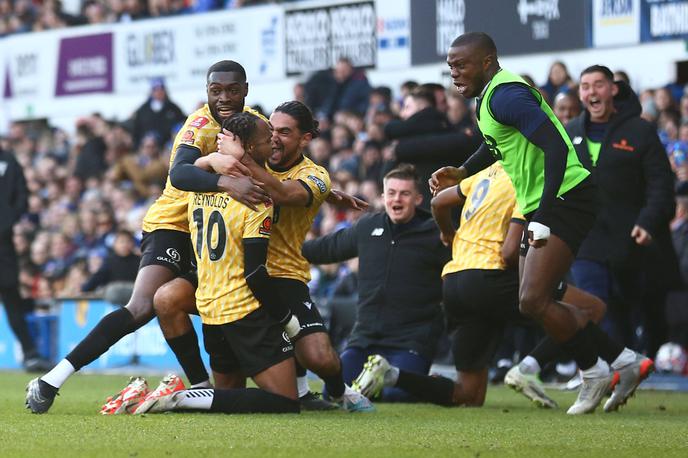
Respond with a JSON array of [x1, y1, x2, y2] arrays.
[[320, 57, 372, 120]]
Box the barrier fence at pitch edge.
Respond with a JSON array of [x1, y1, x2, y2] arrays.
[[2, 298, 688, 391], [0, 299, 209, 371], [0, 294, 346, 371]]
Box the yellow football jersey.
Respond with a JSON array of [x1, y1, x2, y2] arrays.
[[188, 191, 273, 325], [142, 105, 268, 234], [266, 155, 331, 283], [442, 163, 524, 276]]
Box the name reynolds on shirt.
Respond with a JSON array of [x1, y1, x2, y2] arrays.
[[192, 193, 231, 209]]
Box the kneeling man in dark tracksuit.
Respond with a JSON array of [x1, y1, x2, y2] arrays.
[[302, 164, 450, 402]]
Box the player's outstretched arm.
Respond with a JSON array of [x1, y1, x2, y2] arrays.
[[326, 189, 369, 211], [431, 184, 464, 246], [302, 221, 359, 265], [241, 154, 311, 207]]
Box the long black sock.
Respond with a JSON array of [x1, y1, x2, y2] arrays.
[[529, 336, 563, 368], [166, 330, 209, 385], [395, 371, 455, 406], [295, 361, 307, 378], [210, 388, 300, 414], [65, 308, 139, 370], [589, 324, 624, 364], [0, 286, 37, 356], [322, 369, 345, 399], [560, 322, 599, 371]]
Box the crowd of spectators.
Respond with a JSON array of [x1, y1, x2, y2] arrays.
[[0, 0, 296, 36], [2, 56, 688, 370]]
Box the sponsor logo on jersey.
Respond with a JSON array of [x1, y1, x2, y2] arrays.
[[303, 301, 313, 310], [259, 216, 272, 235], [181, 130, 195, 144], [371, 228, 384, 236], [572, 136, 583, 145], [307, 175, 327, 193], [189, 116, 209, 128]]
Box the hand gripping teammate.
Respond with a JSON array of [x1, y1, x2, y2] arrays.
[[133, 113, 302, 415], [26, 60, 269, 414], [145, 101, 374, 412]]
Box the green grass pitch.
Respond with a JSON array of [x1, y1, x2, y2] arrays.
[[2, 371, 688, 457]]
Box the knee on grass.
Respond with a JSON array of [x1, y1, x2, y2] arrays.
[[451, 381, 486, 407]]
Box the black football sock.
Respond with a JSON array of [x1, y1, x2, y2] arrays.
[[529, 336, 563, 368], [395, 371, 455, 406], [210, 388, 300, 414], [322, 370, 345, 399], [166, 330, 209, 386], [559, 322, 599, 371], [589, 323, 624, 364], [65, 308, 139, 370], [295, 361, 307, 378]]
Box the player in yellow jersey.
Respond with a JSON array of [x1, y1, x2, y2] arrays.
[[353, 163, 605, 408], [150, 101, 374, 412], [26, 60, 268, 414], [133, 112, 302, 415]]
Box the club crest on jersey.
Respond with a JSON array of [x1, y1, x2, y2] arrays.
[[307, 175, 327, 193], [259, 216, 272, 235], [181, 130, 195, 144], [189, 116, 209, 128]]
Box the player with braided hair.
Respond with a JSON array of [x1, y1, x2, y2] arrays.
[[223, 113, 258, 148]]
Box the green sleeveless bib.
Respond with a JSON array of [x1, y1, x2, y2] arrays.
[[476, 69, 589, 215]]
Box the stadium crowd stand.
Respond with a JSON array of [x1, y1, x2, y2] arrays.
[[0, 0, 297, 36]]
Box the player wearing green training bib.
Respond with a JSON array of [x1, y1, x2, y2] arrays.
[[430, 32, 635, 415]]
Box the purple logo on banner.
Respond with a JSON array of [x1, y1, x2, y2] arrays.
[[55, 33, 113, 96]]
